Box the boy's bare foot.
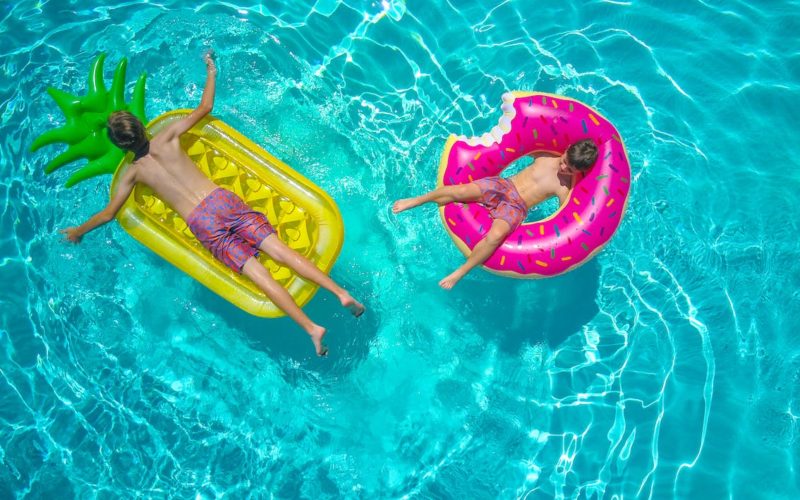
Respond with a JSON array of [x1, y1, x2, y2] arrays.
[[340, 293, 366, 317], [438, 269, 466, 290], [308, 325, 329, 356], [392, 198, 417, 214]]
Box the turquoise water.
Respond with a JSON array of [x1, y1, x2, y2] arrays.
[[2, 0, 799, 497]]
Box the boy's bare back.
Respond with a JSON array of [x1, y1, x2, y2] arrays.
[[126, 131, 219, 219]]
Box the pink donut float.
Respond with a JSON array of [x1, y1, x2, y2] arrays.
[[437, 91, 631, 278]]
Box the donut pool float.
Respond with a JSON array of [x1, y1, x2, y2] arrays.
[[437, 91, 631, 278]]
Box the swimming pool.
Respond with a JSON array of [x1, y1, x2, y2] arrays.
[[1, 0, 799, 497]]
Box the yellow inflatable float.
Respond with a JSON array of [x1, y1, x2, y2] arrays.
[[32, 54, 344, 317]]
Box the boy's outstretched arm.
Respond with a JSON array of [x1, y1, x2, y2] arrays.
[[556, 173, 578, 206], [557, 189, 569, 206], [61, 166, 137, 243], [159, 51, 217, 141]]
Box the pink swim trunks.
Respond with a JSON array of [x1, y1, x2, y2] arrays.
[[473, 176, 528, 230], [186, 188, 275, 273]]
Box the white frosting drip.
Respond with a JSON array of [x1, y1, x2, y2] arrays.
[[459, 92, 518, 147]]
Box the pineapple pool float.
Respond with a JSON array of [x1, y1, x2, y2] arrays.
[[32, 54, 344, 318]]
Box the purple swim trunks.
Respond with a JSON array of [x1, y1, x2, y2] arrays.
[[474, 176, 528, 231], [186, 188, 276, 273]]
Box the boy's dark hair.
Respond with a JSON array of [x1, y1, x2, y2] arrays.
[[107, 111, 147, 152], [566, 139, 599, 171]]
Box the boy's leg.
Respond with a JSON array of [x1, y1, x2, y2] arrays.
[[392, 182, 482, 213], [258, 234, 365, 317], [241, 257, 329, 356], [439, 218, 511, 290]]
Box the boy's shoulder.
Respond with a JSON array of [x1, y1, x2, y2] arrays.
[[530, 152, 558, 163], [529, 154, 558, 169], [149, 132, 182, 153]]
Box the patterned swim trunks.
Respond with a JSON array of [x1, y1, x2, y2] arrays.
[[186, 188, 276, 273], [473, 176, 529, 231]]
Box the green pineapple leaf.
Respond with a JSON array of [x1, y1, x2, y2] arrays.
[[31, 53, 148, 187]]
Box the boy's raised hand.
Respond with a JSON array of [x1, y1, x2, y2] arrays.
[[204, 50, 216, 75], [60, 227, 82, 244]]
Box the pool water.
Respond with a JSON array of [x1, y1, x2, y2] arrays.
[[1, 0, 799, 497]]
